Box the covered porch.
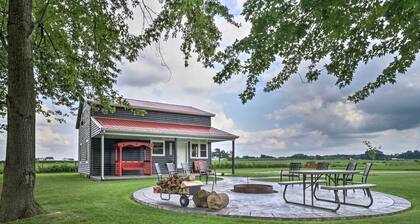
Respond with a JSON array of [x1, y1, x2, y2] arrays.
[[90, 117, 238, 180]]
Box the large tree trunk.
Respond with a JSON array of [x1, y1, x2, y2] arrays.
[[0, 0, 43, 222]]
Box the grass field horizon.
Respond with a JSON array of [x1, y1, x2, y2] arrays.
[[213, 159, 420, 177]]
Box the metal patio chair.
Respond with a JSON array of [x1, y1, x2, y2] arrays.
[[337, 162, 358, 195], [166, 162, 177, 177], [316, 162, 330, 170], [198, 161, 214, 184], [351, 163, 373, 196], [154, 163, 164, 181], [316, 162, 330, 185], [280, 162, 302, 181], [338, 162, 358, 183], [181, 162, 191, 174]]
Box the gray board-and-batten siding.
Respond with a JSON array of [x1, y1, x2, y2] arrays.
[[92, 107, 211, 127], [78, 102, 91, 176]]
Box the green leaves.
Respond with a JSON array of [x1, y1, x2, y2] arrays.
[[0, 0, 238, 123], [27, 0, 146, 118], [214, 0, 420, 103], [140, 0, 238, 67]]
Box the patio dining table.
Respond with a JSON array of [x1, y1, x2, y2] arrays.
[[289, 169, 359, 211]]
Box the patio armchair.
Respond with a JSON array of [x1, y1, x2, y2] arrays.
[[337, 162, 358, 195], [181, 162, 191, 174], [350, 163, 373, 196], [166, 163, 177, 177], [316, 162, 330, 170], [198, 161, 216, 184], [154, 163, 164, 182], [337, 162, 358, 183], [279, 162, 301, 181], [316, 162, 330, 185]]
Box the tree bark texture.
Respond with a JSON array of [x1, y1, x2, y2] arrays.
[[0, 0, 43, 222]]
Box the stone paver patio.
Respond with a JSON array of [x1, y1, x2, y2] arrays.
[[132, 177, 411, 220]]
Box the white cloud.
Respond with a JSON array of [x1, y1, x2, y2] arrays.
[[34, 108, 77, 159], [230, 124, 328, 156], [216, 15, 251, 47], [37, 125, 71, 146], [331, 101, 366, 128], [0, 106, 78, 160], [266, 97, 323, 121]]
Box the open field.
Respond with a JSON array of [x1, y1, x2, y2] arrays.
[[0, 161, 78, 174], [217, 167, 420, 177], [0, 171, 419, 224], [213, 159, 420, 170], [1, 159, 418, 175], [213, 159, 420, 177]]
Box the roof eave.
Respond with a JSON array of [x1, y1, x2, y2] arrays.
[[100, 128, 237, 141]]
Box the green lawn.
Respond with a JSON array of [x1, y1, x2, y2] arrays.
[[0, 172, 419, 224]]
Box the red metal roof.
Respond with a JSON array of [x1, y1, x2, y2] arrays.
[[94, 117, 238, 140]]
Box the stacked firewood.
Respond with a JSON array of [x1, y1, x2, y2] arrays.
[[193, 190, 229, 210], [153, 174, 195, 194]]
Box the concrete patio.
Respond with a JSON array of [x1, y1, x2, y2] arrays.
[[132, 176, 411, 220]]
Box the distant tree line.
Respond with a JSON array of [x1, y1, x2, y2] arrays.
[[237, 150, 420, 160], [395, 150, 420, 159]]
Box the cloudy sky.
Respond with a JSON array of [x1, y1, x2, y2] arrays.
[[1, 1, 419, 160]]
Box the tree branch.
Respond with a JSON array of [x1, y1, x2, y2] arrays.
[[30, 0, 50, 38], [0, 30, 6, 49], [0, 3, 7, 49], [43, 26, 60, 59]]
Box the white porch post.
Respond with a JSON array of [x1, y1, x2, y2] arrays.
[[174, 138, 178, 168], [101, 132, 105, 180], [232, 140, 235, 175]]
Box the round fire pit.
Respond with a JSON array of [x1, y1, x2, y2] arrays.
[[232, 184, 276, 194]]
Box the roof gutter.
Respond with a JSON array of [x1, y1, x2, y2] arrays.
[[101, 129, 237, 142]]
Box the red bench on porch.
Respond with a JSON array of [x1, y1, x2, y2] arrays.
[[114, 141, 153, 176], [115, 161, 151, 172]]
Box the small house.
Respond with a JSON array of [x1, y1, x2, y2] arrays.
[[76, 99, 238, 180]]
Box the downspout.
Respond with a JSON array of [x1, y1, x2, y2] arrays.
[[101, 130, 105, 180]]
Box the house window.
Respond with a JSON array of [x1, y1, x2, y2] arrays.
[[190, 142, 208, 159], [191, 144, 199, 158], [152, 140, 165, 156], [200, 144, 207, 158]]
